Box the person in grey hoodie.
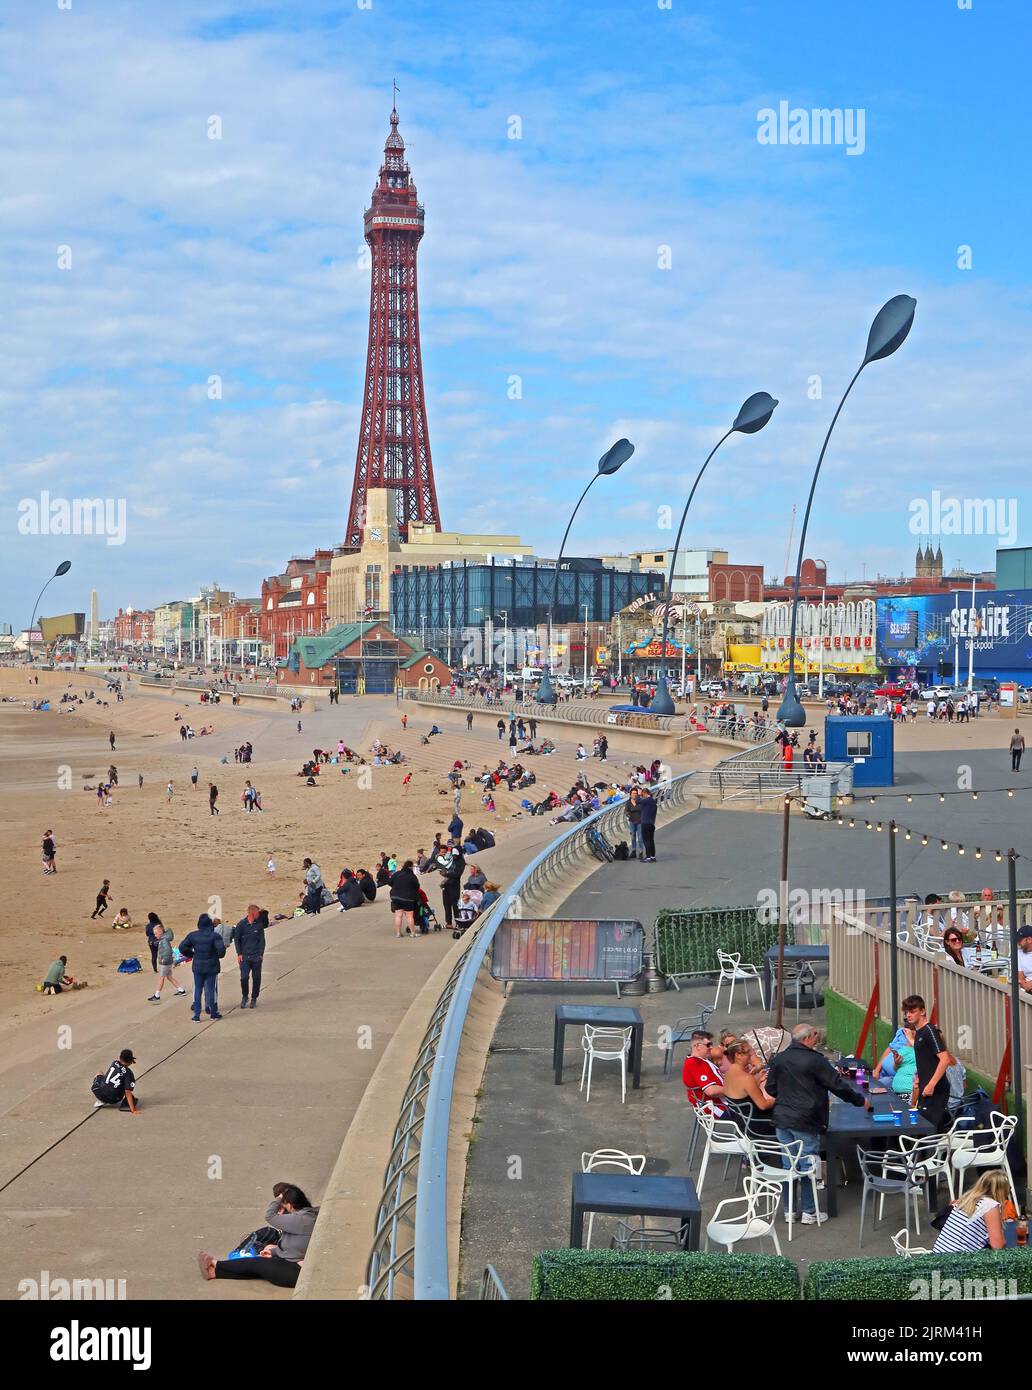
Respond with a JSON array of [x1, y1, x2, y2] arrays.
[[197, 1183, 319, 1288], [146, 923, 186, 1002]]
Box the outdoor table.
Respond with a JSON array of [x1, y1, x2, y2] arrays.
[[553, 1004, 644, 1088], [763, 943, 830, 1003], [570, 1172, 701, 1250], [824, 1088, 935, 1218]]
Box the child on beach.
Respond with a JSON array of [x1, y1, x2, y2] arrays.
[[90, 880, 111, 919], [266, 857, 276, 877], [166, 780, 174, 802], [111, 907, 133, 931]]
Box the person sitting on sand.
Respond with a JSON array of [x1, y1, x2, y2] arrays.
[[42, 956, 74, 995], [111, 907, 133, 932]]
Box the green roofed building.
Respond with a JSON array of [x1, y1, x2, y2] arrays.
[[278, 620, 451, 695]]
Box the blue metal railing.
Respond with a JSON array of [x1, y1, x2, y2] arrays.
[[364, 771, 700, 1300]]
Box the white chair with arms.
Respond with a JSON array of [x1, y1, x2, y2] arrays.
[[713, 950, 765, 1012], [744, 1136, 821, 1243], [580, 1149, 646, 1250], [579, 1025, 633, 1104], [949, 1111, 1020, 1208], [704, 1177, 783, 1256]]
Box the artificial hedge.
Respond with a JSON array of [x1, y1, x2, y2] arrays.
[[654, 906, 786, 979], [805, 1249, 1032, 1301], [530, 1248, 800, 1301]]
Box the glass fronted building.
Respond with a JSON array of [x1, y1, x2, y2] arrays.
[[390, 558, 664, 662]]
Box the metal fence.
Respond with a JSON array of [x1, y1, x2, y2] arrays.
[[828, 907, 1032, 1089], [364, 771, 700, 1300], [401, 687, 681, 731]]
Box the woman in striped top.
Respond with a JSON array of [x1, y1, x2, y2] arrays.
[[932, 1170, 1009, 1254]]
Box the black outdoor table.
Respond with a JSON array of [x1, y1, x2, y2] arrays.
[[570, 1172, 701, 1250], [763, 943, 830, 1005], [553, 1004, 644, 1089], [824, 1089, 935, 1217]]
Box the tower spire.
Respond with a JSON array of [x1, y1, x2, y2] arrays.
[[344, 98, 441, 548]]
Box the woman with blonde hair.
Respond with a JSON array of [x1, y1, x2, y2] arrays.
[[932, 1169, 1009, 1253]]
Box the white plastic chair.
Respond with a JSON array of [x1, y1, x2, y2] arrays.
[[580, 1149, 646, 1250], [745, 1136, 821, 1242], [713, 950, 765, 1012], [695, 1107, 753, 1199], [892, 1228, 931, 1258], [950, 1111, 1020, 1208], [704, 1177, 782, 1256], [579, 1025, 632, 1104], [898, 1131, 953, 1208]]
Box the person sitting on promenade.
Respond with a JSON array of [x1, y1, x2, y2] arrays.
[[681, 1031, 727, 1113], [336, 869, 365, 912], [932, 1170, 1009, 1254], [721, 1042, 776, 1134], [875, 1024, 917, 1098], [198, 1183, 319, 1289]]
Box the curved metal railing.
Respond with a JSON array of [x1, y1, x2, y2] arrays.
[[401, 687, 683, 732], [364, 771, 700, 1300]]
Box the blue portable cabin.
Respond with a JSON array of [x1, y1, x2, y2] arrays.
[[823, 714, 894, 788]]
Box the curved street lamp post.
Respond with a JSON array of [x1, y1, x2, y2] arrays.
[[537, 439, 634, 706], [651, 393, 778, 716], [777, 295, 916, 728], [28, 560, 72, 662]]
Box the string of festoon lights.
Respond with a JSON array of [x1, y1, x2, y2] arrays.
[[785, 786, 1027, 864]]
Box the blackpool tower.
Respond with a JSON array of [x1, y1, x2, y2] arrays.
[[344, 100, 441, 548]]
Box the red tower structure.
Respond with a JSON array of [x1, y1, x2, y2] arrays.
[[344, 101, 441, 549]]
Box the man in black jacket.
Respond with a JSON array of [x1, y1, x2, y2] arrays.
[[336, 870, 365, 913], [178, 913, 227, 1021], [439, 843, 466, 929], [229, 904, 267, 1008], [764, 1023, 869, 1225]]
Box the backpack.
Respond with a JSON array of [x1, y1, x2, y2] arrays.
[[474, 828, 495, 851], [116, 958, 142, 973], [613, 841, 630, 861]]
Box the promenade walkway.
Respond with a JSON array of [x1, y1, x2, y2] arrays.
[[3, 690, 703, 1300]]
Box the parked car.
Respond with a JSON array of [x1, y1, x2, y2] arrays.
[[872, 683, 907, 698]]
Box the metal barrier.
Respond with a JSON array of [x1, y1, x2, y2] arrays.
[[401, 686, 682, 732], [479, 1266, 510, 1300], [364, 771, 700, 1300], [710, 758, 853, 802]]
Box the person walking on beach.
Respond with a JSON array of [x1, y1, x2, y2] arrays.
[[401, 712, 408, 731], [529, 717, 537, 739], [229, 904, 266, 1009], [166, 780, 174, 803], [178, 913, 226, 1021], [147, 923, 186, 1001], [466, 711, 474, 731], [191, 765, 199, 790], [42, 830, 56, 875], [109, 730, 116, 750], [1011, 729, 1025, 772], [209, 783, 220, 815], [90, 879, 111, 919], [497, 718, 505, 740], [297, 719, 302, 734]]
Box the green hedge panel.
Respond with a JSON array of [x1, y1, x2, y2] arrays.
[[530, 1248, 799, 1301], [805, 1249, 1032, 1301], [654, 905, 785, 978]]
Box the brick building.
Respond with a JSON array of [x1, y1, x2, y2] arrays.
[[111, 607, 154, 646], [707, 561, 764, 603], [260, 551, 333, 661], [278, 621, 451, 693]]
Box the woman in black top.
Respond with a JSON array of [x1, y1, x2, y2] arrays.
[[375, 853, 392, 888], [357, 869, 376, 902], [389, 861, 421, 938]]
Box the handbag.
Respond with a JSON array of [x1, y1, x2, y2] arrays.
[[229, 1224, 280, 1258], [930, 1204, 953, 1231]]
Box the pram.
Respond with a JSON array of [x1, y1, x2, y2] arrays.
[[415, 893, 442, 935], [452, 903, 479, 940]]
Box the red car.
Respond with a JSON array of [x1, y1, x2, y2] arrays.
[[872, 683, 907, 698]]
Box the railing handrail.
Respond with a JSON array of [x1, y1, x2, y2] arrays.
[[366, 770, 700, 1300]]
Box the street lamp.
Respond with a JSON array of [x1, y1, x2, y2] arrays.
[[778, 295, 916, 727], [537, 438, 634, 705], [495, 610, 509, 686], [27, 560, 72, 661], [652, 393, 777, 716]]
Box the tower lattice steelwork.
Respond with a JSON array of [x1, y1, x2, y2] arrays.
[[344, 101, 441, 548]]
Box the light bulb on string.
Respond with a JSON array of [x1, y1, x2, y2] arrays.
[[972, 792, 979, 801], [905, 830, 912, 841], [849, 820, 856, 829], [922, 835, 929, 846], [906, 795, 913, 804], [865, 821, 872, 830], [975, 848, 982, 859], [958, 845, 965, 856], [876, 823, 883, 832], [941, 840, 948, 851], [995, 851, 1003, 863], [869, 797, 876, 805], [892, 824, 899, 834], [939, 794, 946, 803]]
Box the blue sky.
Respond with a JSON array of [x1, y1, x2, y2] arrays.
[[3, 0, 1031, 625]]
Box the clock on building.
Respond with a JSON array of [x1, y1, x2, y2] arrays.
[[369, 527, 383, 543]]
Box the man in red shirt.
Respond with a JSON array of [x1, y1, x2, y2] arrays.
[[681, 1031, 727, 1113]]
